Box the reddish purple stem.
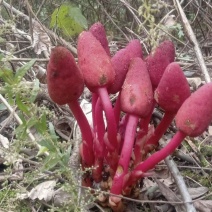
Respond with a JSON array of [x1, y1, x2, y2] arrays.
[[94, 97, 106, 156], [97, 87, 118, 150], [124, 131, 186, 190], [68, 100, 94, 166], [143, 112, 176, 153], [110, 114, 139, 197], [113, 93, 121, 126], [92, 93, 98, 133]]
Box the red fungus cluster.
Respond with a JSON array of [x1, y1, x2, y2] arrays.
[[47, 22, 212, 211]]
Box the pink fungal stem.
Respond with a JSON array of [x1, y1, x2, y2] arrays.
[[113, 93, 121, 126], [97, 87, 118, 151], [134, 105, 154, 165], [118, 114, 129, 153], [110, 115, 139, 197], [92, 99, 105, 183], [94, 97, 106, 157], [143, 112, 176, 154], [124, 131, 186, 190], [68, 99, 94, 166], [92, 137, 104, 182], [92, 93, 98, 133]]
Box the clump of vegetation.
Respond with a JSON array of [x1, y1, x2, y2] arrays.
[[46, 22, 212, 211], [0, 0, 212, 211]]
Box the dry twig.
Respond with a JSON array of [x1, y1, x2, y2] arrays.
[[174, 0, 211, 83]]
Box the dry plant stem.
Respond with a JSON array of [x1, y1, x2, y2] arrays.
[[174, 0, 211, 83], [97, 87, 118, 150], [144, 112, 176, 153], [125, 131, 186, 189], [2, 0, 77, 55], [120, 0, 149, 37], [0, 57, 49, 62], [0, 94, 49, 155], [96, 0, 129, 41], [110, 115, 139, 197], [165, 157, 197, 212], [68, 100, 94, 166]]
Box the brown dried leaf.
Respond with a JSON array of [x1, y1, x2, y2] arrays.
[[10, 159, 24, 180], [155, 179, 185, 212], [187, 187, 209, 199], [54, 116, 74, 140], [187, 77, 202, 90], [193, 200, 212, 212], [32, 22, 51, 55], [163, 15, 176, 27], [0, 134, 9, 149], [208, 126, 212, 136], [28, 180, 56, 201], [154, 169, 175, 187], [53, 188, 72, 206]]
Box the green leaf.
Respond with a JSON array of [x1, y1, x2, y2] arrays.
[[16, 94, 30, 115], [0, 69, 14, 84], [60, 144, 72, 167], [29, 79, 40, 103], [35, 113, 47, 133], [50, 4, 87, 37], [18, 111, 26, 123], [15, 112, 28, 139], [0, 37, 5, 44], [39, 138, 57, 152], [37, 146, 49, 156], [49, 122, 58, 141], [42, 153, 61, 170], [26, 118, 38, 129], [0, 53, 4, 61], [15, 59, 36, 83]]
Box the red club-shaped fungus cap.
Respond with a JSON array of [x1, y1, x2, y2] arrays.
[[154, 62, 191, 112], [47, 46, 84, 105], [176, 83, 212, 137], [89, 22, 110, 56], [109, 40, 143, 94], [109, 48, 130, 94], [77, 31, 115, 92], [120, 57, 153, 117], [125, 39, 143, 59], [146, 40, 175, 89]]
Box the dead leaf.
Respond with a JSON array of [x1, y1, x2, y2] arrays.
[[80, 99, 93, 126], [187, 77, 202, 90], [143, 178, 156, 191], [28, 180, 56, 202], [53, 188, 72, 206], [155, 179, 185, 212], [154, 169, 175, 187], [163, 15, 176, 28], [0, 134, 9, 149], [208, 126, 212, 136], [193, 200, 212, 212], [33, 65, 46, 83], [32, 22, 51, 55], [10, 159, 24, 180], [187, 187, 209, 199], [54, 116, 74, 140], [155, 204, 174, 212]]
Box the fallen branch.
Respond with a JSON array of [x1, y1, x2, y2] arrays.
[[174, 0, 211, 83]]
